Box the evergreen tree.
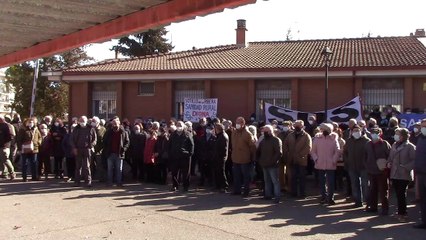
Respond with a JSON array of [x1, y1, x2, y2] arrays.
[[111, 28, 173, 57]]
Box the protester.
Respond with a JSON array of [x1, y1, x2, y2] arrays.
[[129, 123, 146, 181], [91, 116, 106, 181], [62, 125, 76, 182], [154, 127, 169, 185], [103, 117, 129, 187], [388, 128, 415, 222], [0, 115, 15, 180], [383, 117, 399, 145], [38, 124, 52, 180], [231, 117, 256, 197], [256, 125, 282, 203], [277, 121, 293, 192], [144, 129, 158, 182], [168, 121, 194, 192], [311, 123, 340, 205], [50, 118, 67, 179], [364, 126, 391, 215], [414, 119, 426, 229], [17, 117, 42, 182], [71, 116, 97, 187], [213, 123, 230, 192], [284, 120, 312, 198], [343, 124, 370, 208]]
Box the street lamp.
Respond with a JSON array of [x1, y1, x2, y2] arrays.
[[322, 46, 332, 122]]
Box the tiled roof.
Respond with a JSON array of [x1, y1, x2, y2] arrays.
[[64, 36, 426, 73]]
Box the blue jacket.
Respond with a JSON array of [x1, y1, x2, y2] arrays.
[[415, 135, 426, 175]]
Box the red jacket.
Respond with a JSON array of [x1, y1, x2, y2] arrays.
[[144, 137, 158, 164]]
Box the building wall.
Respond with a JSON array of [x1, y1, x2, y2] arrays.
[[70, 82, 90, 117], [413, 77, 426, 112], [211, 79, 252, 121], [69, 76, 426, 121], [121, 80, 172, 122]]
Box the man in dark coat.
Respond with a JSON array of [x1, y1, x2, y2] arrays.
[[103, 117, 130, 187], [71, 116, 97, 187], [213, 123, 229, 192], [168, 121, 194, 192]]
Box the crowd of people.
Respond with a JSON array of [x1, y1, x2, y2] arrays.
[[1, 107, 426, 229]]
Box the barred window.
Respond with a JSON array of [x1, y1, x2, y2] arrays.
[[174, 81, 205, 120], [92, 83, 116, 120], [256, 80, 291, 121], [362, 78, 404, 112], [138, 82, 155, 96]]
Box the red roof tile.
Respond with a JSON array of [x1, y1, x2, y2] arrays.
[[64, 36, 426, 73]]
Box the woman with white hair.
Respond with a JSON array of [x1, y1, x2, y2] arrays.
[[311, 123, 340, 205]]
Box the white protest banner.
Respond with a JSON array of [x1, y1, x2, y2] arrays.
[[265, 96, 363, 124], [184, 98, 218, 122]]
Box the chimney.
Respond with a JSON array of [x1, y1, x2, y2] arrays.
[[236, 19, 247, 47], [415, 29, 425, 37]]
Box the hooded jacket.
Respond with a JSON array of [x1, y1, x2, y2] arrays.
[[311, 132, 341, 170]]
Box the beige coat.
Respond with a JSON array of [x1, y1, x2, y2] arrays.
[[231, 127, 256, 164], [284, 130, 312, 166]]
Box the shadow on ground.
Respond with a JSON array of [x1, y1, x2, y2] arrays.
[[1, 176, 424, 240]]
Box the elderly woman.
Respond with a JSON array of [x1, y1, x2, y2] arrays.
[[388, 128, 416, 222], [311, 123, 341, 205], [17, 117, 42, 181]]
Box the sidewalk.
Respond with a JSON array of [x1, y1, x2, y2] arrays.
[[0, 176, 424, 240]]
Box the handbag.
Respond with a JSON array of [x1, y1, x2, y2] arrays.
[[22, 130, 35, 154], [22, 141, 34, 154]]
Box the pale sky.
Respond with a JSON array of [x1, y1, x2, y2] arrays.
[[86, 0, 426, 61]]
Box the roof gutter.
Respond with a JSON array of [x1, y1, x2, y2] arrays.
[[55, 69, 426, 82]]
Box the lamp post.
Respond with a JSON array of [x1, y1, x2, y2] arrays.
[[321, 47, 332, 122]]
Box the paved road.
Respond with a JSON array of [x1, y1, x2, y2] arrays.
[[1, 177, 425, 240]]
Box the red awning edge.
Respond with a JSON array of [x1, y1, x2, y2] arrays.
[[0, 0, 256, 68]]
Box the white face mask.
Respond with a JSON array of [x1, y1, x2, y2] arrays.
[[28, 123, 34, 128], [236, 124, 242, 130], [54, 122, 59, 127], [371, 133, 380, 141], [352, 131, 361, 139], [176, 126, 183, 132], [79, 122, 86, 127], [394, 135, 401, 142], [91, 122, 97, 128], [146, 134, 151, 139], [282, 126, 289, 132], [308, 120, 314, 125], [413, 128, 419, 133], [170, 125, 177, 132], [421, 127, 426, 136]]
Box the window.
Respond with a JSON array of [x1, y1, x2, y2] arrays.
[[256, 80, 291, 121], [362, 78, 404, 112], [138, 82, 155, 96], [92, 83, 117, 120], [174, 81, 204, 120]]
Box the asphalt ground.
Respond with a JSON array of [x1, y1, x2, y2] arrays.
[[1, 174, 425, 240]]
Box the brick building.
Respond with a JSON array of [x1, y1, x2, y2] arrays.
[[47, 21, 426, 122]]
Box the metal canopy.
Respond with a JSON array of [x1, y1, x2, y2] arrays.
[[0, 0, 256, 67]]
